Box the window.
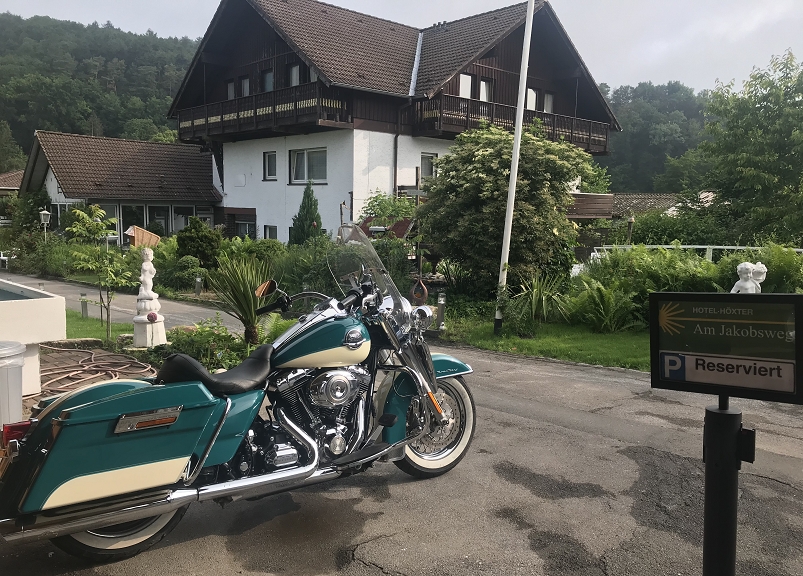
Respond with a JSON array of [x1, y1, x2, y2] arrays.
[[310, 69, 318, 83], [196, 208, 214, 228], [226, 80, 235, 100], [458, 73, 473, 99], [147, 206, 170, 235], [121, 205, 145, 244], [236, 221, 256, 239], [98, 204, 119, 245], [173, 206, 195, 232], [289, 64, 300, 87], [261, 69, 274, 92], [240, 75, 250, 97], [290, 148, 327, 183], [526, 88, 537, 111], [479, 78, 493, 102], [263, 151, 277, 180], [264, 225, 278, 240], [421, 153, 437, 179], [543, 92, 554, 114]]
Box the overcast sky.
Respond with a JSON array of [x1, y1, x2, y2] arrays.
[[1, 0, 801, 91]]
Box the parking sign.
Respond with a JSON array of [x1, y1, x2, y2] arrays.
[[650, 293, 803, 404]]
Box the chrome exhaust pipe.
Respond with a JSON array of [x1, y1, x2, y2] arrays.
[[0, 489, 198, 544], [197, 406, 319, 503], [0, 407, 322, 544]]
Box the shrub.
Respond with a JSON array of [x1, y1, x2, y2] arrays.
[[176, 216, 222, 269], [583, 245, 718, 318], [221, 236, 287, 263], [714, 244, 803, 293], [289, 181, 324, 245], [567, 280, 644, 334], [372, 235, 414, 293], [508, 274, 567, 336]]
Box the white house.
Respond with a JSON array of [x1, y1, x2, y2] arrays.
[[169, 0, 619, 241]]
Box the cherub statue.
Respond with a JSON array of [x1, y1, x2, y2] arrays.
[[752, 262, 767, 293], [138, 247, 158, 301], [731, 261, 766, 293]]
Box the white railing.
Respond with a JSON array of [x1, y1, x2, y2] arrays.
[[593, 245, 803, 262]]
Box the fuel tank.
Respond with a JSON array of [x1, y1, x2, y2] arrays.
[[273, 315, 370, 369]]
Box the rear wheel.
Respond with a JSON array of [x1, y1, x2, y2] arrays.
[[394, 377, 476, 479], [51, 505, 189, 563]]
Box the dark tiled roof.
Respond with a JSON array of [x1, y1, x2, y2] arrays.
[[35, 132, 221, 203], [416, 2, 536, 97], [612, 193, 678, 218], [0, 170, 23, 190], [248, 0, 420, 96]]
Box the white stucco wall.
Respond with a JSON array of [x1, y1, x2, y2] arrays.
[[223, 130, 354, 243], [222, 130, 454, 241], [351, 132, 452, 219]]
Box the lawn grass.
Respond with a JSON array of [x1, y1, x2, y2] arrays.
[[439, 319, 650, 371], [65, 309, 134, 341]]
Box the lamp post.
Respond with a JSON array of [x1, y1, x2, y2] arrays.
[[39, 209, 51, 242], [626, 216, 635, 245]]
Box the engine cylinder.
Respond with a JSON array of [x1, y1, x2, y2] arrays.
[[308, 370, 361, 407]]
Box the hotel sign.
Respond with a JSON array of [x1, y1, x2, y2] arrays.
[[650, 293, 803, 404]]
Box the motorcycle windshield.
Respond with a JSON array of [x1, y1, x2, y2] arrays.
[[332, 224, 411, 337]]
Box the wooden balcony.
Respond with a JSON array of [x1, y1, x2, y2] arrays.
[[177, 83, 351, 140], [415, 94, 610, 154]]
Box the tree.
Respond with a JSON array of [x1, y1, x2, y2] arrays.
[[359, 189, 415, 228], [596, 81, 709, 192], [702, 51, 803, 244], [0, 120, 25, 172], [121, 118, 159, 141], [418, 124, 610, 291], [176, 216, 222, 269], [66, 204, 135, 342], [289, 181, 324, 245]]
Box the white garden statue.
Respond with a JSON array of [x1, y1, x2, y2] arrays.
[[133, 247, 167, 347], [730, 261, 767, 294]]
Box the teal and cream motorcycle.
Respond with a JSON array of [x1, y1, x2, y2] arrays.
[[0, 224, 475, 562]]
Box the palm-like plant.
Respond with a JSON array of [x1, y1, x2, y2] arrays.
[[207, 252, 276, 344]]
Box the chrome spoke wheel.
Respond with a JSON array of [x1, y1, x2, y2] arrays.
[[395, 376, 476, 479]]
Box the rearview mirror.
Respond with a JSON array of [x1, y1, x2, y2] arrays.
[[255, 280, 277, 298]]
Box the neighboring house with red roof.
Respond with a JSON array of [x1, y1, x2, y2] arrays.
[[0, 170, 22, 197], [169, 0, 619, 242], [19, 131, 233, 243]]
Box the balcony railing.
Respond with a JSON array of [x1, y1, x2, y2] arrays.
[[177, 83, 351, 139], [416, 94, 610, 153]]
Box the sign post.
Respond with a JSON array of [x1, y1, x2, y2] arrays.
[[650, 293, 803, 576]]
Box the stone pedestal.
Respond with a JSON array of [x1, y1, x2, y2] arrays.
[[133, 314, 167, 348]]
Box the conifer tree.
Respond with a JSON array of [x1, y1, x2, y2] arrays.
[[289, 181, 323, 245]]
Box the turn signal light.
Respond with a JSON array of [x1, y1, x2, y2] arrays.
[[2, 421, 33, 448]]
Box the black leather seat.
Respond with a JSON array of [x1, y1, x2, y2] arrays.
[[156, 344, 273, 396]]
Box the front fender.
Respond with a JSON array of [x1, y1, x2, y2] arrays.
[[382, 353, 472, 444], [432, 353, 472, 379]]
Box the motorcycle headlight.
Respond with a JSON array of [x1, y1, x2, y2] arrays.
[[413, 305, 434, 330]]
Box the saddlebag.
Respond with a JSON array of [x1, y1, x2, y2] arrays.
[[19, 381, 223, 514]]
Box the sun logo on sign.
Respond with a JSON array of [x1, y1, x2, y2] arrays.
[[659, 302, 685, 335]]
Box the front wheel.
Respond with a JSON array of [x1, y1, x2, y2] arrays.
[[51, 505, 189, 563], [394, 376, 476, 479]]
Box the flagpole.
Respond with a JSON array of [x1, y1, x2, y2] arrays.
[[494, 0, 537, 334]]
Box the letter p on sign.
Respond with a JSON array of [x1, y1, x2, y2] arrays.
[[662, 354, 685, 381]]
